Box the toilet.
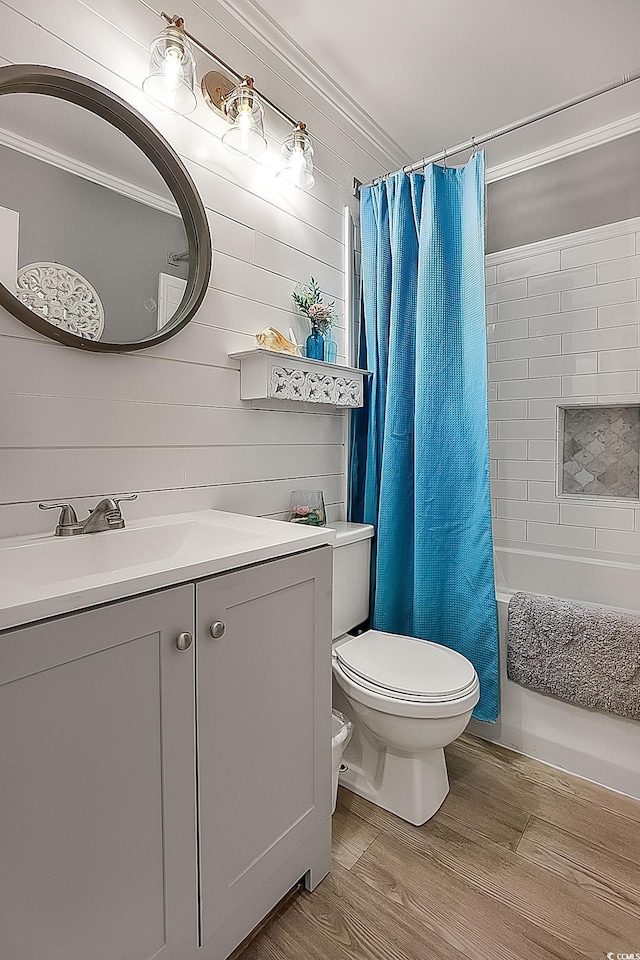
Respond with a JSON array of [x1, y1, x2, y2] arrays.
[[329, 521, 480, 826]]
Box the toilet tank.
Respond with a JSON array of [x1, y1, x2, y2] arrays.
[[330, 522, 375, 639]]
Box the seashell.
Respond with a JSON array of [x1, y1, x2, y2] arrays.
[[255, 326, 301, 356]]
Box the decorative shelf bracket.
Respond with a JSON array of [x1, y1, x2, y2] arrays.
[[228, 349, 371, 408]]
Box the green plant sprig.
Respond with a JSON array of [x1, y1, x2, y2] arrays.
[[291, 276, 338, 334]]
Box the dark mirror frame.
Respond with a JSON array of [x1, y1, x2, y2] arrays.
[[0, 64, 212, 352]]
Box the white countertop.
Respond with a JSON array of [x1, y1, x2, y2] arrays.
[[0, 509, 336, 631]]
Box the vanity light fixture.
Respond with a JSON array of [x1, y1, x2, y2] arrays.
[[143, 12, 316, 190], [142, 17, 197, 115], [219, 77, 268, 158], [276, 122, 315, 191]]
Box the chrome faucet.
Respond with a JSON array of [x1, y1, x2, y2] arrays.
[[82, 495, 138, 533], [39, 495, 137, 536]]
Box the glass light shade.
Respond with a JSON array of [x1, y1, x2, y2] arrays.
[[142, 24, 197, 115], [221, 81, 267, 158], [276, 126, 315, 191]]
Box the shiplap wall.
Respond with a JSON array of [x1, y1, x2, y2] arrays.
[[0, 0, 395, 539], [486, 215, 640, 557]]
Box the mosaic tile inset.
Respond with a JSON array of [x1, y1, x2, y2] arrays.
[[562, 406, 640, 499]]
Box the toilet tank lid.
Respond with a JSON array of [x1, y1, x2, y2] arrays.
[[327, 522, 375, 545]]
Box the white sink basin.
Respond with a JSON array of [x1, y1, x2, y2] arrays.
[[0, 509, 335, 630], [1, 517, 266, 588]]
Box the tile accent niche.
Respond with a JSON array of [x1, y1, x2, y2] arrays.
[[560, 406, 640, 499]]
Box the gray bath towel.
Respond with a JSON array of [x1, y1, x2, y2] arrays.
[[507, 592, 640, 722]]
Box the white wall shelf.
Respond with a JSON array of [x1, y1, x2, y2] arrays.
[[229, 349, 370, 408]]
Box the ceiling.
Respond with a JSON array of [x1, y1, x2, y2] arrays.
[[250, 0, 640, 172]]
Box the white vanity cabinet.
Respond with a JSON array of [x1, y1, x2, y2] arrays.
[[0, 585, 199, 960], [0, 544, 332, 960]]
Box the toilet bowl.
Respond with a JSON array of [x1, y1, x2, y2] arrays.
[[329, 523, 480, 826]]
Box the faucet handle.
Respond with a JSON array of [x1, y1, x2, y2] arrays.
[[39, 502, 78, 520], [103, 493, 138, 530], [113, 494, 138, 510], [39, 502, 82, 537]]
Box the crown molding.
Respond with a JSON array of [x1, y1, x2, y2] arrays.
[[486, 110, 640, 184], [207, 0, 410, 170], [198, 0, 640, 187], [0, 126, 180, 217]]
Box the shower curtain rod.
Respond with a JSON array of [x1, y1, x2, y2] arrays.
[[355, 68, 640, 195]]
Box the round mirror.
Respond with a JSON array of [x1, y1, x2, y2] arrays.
[[0, 65, 211, 351]]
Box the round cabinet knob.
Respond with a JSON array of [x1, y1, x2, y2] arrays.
[[209, 621, 226, 639], [176, 631, 193, 651]]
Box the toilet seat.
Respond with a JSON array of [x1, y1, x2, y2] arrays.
[[334, 630, 478, 700], [332, 629, 480, 719]]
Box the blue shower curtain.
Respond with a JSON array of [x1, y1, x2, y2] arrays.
[[350, 151, 499, 722]]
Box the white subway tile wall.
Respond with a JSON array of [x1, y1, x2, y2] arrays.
[[496, 250, 561, 282], [529, 308, 597, 338], [487, 218, 640, 555], [497, 334, 561, 360]]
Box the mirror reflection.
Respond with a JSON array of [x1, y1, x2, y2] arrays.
[[0, 93, 190, 343]]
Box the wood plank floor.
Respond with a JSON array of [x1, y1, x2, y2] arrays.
[[239, 735, 640, 960]]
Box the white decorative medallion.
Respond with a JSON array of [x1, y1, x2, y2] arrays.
[[229, 349, 369, 408], [16, 262, 105, 340], [270, 366, 362, 405]]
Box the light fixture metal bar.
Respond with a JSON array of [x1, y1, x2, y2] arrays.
[[161, 11, 301, 130], [357, 67, 640, 193]]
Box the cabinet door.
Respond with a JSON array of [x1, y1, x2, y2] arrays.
[[197, 547, 332, 943], [0, 586, 198, 960]]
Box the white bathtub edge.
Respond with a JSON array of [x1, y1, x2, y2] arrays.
[[474, 589, 640, 802]]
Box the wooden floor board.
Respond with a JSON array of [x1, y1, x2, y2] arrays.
[[331, 804, 380, 869], [518, 815, 640, 921], [239, 904, 354, 960], [290, 863, 468, 960], [340, 790, 640, 960], [241, 735, 640, 960], [456, 734, 640, 824], [446, 739, 640, 864], [352, 831, 585, 960], [436, 775, 531, 850]]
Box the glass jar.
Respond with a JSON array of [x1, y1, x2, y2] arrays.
[[323, 336, 337, 363], [305, 327, 324, 360], [288, 489, 326, 526]]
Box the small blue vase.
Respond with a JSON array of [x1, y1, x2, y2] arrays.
[[323, 336, 337, 364], [306, 328, 324, 360]]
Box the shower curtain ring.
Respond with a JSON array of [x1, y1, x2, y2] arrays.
[[471, 136, 477, 155], [442, 147, 447, 169]]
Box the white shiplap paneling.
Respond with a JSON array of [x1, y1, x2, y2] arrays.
[[0, 0, 389, 537]]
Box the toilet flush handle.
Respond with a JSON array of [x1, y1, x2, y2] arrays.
[[209, 621, 226, 639]]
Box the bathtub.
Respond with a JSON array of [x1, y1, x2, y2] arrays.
[[467, 545, 640, 800]]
